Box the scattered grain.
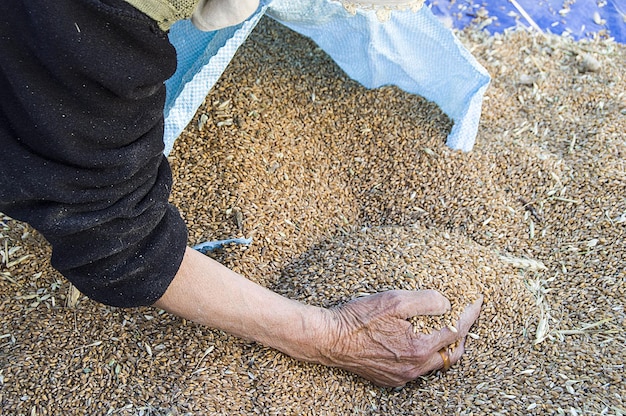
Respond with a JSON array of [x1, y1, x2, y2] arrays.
[[0, 16, 624, 416]]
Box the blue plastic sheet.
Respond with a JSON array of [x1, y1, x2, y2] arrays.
[[193, 237, 254, 253], [427, 0, 626, 43]]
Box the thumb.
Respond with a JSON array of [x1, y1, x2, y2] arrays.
[[385, 289, 451, 319]]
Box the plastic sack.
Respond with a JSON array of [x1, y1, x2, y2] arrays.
[[163, 0, 490, 155], [163, 2, 269, 155]]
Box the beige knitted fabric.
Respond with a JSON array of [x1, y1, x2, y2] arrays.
[[123, 0, 198, 31]]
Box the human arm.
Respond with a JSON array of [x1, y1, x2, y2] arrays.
[[155, 247, 482, 387], [0, 0, 188, 307], [1, 1, 481, 386]]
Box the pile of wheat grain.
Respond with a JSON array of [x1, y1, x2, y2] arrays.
[[0, 16, 624, 416]]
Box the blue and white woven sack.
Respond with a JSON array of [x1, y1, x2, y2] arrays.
[[163, 0, 491, 155]]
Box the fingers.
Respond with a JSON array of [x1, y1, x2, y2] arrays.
[[424, 295, 483, 350], [331, 291, 482, 385], [386, 289, 451, 319], [427, 338, 467, 373], [447, 338, 467, 366], [455, 295, 483, 334], [419, 296, 483, 373]]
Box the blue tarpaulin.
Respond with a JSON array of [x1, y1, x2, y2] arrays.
[[427, 0, 626, 43]]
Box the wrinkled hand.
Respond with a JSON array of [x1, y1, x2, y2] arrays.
[[316, 290, 482, 387]]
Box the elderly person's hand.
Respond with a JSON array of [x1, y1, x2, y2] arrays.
[[315, 290, 482, 387], [156, 248, 482, 388]]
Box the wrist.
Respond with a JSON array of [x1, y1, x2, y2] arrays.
[[271, 303, 336, 364]]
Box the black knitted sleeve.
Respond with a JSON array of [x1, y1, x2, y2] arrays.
[[0, 0, 189, 307]]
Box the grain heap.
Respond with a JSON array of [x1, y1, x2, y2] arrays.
[[0, 15, 624, 416], [277, 224, 530, 337]]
